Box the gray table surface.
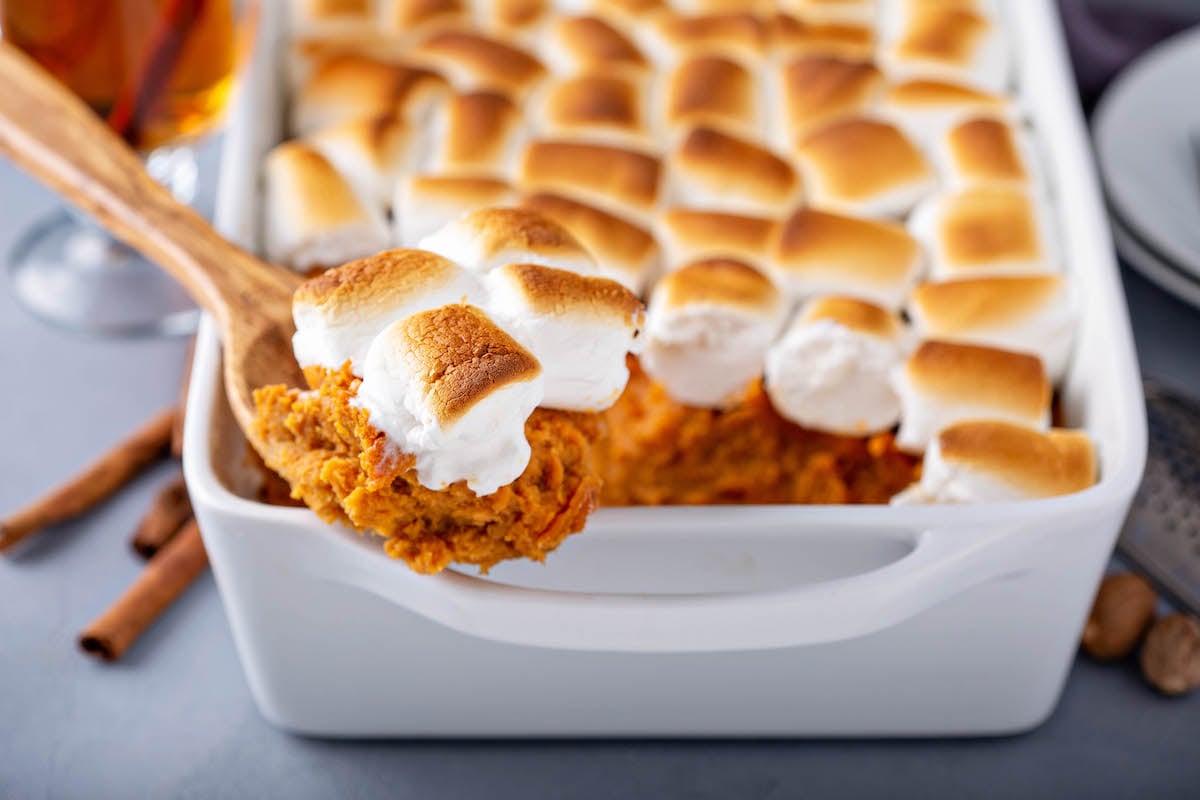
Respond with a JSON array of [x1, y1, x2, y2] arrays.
[[3, 136, 1200, 798]]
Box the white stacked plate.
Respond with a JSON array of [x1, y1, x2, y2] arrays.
[[1094, 26, 1200, 309]]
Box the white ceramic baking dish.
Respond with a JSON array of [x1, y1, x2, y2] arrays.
[[184, 0, 1147, 736]]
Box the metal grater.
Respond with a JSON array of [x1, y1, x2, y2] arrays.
[[1117, 380, 1200, 616]]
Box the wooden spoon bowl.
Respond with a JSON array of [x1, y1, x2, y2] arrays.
[[0, 42, 303, 454]]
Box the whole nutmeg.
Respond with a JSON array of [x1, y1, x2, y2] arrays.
[[1140, 614, 1200, 696], [1081, 573, 1158, 660]]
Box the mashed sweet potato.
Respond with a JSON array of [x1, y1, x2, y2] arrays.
[[597, 358, 918, 506], [253, 365, 602, 574]]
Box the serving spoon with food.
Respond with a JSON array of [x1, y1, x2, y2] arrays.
[[0, 42, 303, 452]]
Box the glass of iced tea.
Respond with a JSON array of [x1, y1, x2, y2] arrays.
[[1, 0, 239, 336]]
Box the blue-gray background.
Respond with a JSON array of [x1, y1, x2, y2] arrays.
[[3, 2, 1200, 797]]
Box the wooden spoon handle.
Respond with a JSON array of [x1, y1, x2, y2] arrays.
[[0, 41, 293, 334]]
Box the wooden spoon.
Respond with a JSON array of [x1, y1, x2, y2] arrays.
[[0, 42, 303, 454]]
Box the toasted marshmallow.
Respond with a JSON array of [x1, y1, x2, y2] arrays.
[[426, 91, 524, 178], [291, 56, 448, 136], [782, 0, 876, 27], [879, 3, 1009, 93], [586, 0, 669, 30], [518, 140, 662, 223], [485, 263, 643, 410], [777, 55, 885, 142], [769, 14, 875, 61], [666, 126, 802, 217], [664, 55, 761, 139], [475, 0, 551, 42], [638, 12, 769, 66], [643, 259, 785, 407], [412, 29, 546, 97], [670, 0, 774, 14], [766, 296, 906, 435], [908, 275, 1074, 383], [522, 192, 659, 292], [541, 15, 649, 74], [933, 115, 1038, 189], [263, 142, 390, 273], [418, 206, 599, 277], [306, 112, 417, 209], [291, 0, 375, 36], [880, 78, 1012, 147], [532, 73, 653, 150], [908, 185, 1059, 279], [291, 249, 484, 374], [658, 209, 777, 275], [377, 0, 470, 35], [393, 175, 516, 247], [770, 208, 922, 310], [358, 305, 544, 495], [892, 340, 1051, 453], [287, 33, 414, 93], [794, 117, 936, 219], [892, 420, 1097, 504]]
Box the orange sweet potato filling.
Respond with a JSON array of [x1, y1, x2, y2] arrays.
[[597, 358, 918, 506], [251, 358, 918, 573], [252, 365, 602, 574]]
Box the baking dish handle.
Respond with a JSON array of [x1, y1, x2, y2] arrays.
[[325, 523, 1039, 653]]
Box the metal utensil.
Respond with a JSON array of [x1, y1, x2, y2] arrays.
[[1118, 380, 1200, 616]]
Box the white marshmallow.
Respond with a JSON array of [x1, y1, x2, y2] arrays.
[[357, 305, 544, 496], [485, 263, 643, 411], [642, 259, 786, 407], [291, 249, 485, 374], [765, 297, 906, 435], [305, 113, 418, 210]]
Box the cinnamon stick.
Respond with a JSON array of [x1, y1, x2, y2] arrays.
[[0, 409, 175, 553], [130, 475, 193, 559], [171, 338, 196, 458], [79, 518, 208, 662]]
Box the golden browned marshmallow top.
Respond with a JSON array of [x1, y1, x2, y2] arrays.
[[673, 126, 801, 211], [425, 206, 591, 267], [660, 209, 777, 268], [657, 258, 780, 314], [265, 142, 373, 230], [903, 340, 1050, 420], [644, 11, 769, 63], [770, 14, 875, 60], [378, 0, 470, 33], [294, 248, 464, 314], [795, 117, 933, 204], [664, 55, 758, 135], [547, 15, 648, 71], [393, 304, 542, 426], [775, 209, 919, 282], [908, 275, 1063, 335], [414, 29, 546, 96], [798, 295, 902, 339], [885, 77, 1006, 110], [293, 55, 449, 133], [937, 186, 1044, 269], [522, 192, 658, 290], [491, 263, 644, 324], [893, 5, 989, 68], [429, 90, 522, 174], [519, 140, 662, 217], [935, 420, 1097, 498], [540, 74, 649, 141], [781, 55, 884, 138], [943, 116, 1027, 184]]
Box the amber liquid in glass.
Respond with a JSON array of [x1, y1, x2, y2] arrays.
[[1, 0, 235, 150]]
